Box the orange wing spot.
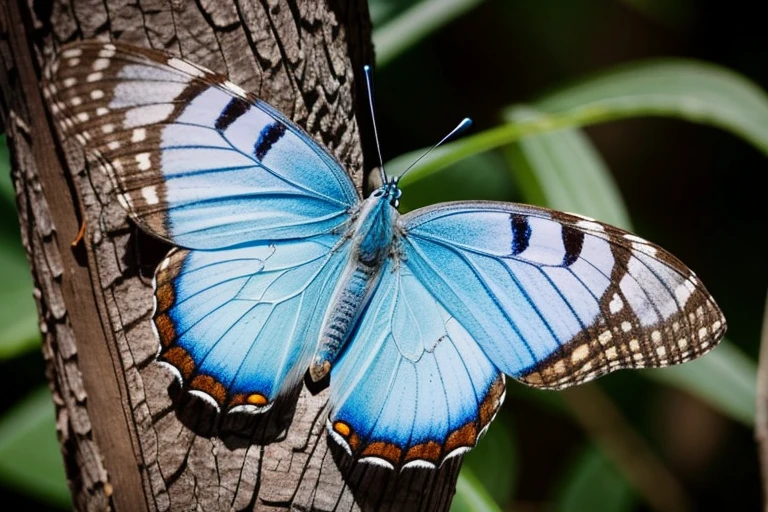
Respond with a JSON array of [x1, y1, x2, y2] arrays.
[[189, 375, 227, 405], [154, 313, 176, 348], [444, 422, 477, 454], [333, 421, 351, 437], [160, 346, 195, 380], [229, 394, 247, 407], [405, 441, 441, 463], [155, 282, 175, 312], [246, 393, 268, 406], [361, 441, 402, 465]]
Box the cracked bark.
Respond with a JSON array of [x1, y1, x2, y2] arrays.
[[0, 0, 461, 510]]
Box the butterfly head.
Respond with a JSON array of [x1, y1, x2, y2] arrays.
[[371, 176, 403, 209]]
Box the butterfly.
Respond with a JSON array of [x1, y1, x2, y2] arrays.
[[43, 41, 726, 471]]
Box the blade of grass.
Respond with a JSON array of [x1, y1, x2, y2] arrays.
[[373, 0, 484, 67], [451, 466, 504, 512], [0, 387, 70, 508], [393, 59, 768, 185], [503, 106, 631, 229]]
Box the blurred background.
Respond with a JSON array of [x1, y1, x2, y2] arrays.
[[1, 0, 766, 510]]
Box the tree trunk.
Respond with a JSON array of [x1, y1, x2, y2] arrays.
[[0, 0, 461, 510]]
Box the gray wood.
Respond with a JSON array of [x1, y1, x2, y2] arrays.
[[0, 0, 461, 510]]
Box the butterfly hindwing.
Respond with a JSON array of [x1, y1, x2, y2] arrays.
[[44, 41, 359, 249], [401, 201, 726, 389], [154, 235, 348, 411], [328, 260, 505, 470]]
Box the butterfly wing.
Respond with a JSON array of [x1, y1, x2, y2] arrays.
[[155, 235, 348, 411], [328, 259, 505, 469], [43, 41, 359, 249], [400, 201, 726, 389]]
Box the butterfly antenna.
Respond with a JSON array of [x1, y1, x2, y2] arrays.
[[399, 117, 473, 181], [363, 65, 388, 184]]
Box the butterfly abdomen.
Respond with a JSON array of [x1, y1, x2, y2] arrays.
[[311, 260, 381, 381]]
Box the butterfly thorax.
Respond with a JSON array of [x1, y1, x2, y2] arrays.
[[309, 182, 401, 382]]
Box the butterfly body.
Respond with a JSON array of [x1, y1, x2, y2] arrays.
[[44, 41, 726, 471], [312, 181, 401, 381]]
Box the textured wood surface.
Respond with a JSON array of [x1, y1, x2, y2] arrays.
[[0, 0, 461, 510]]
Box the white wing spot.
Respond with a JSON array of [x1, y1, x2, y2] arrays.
[[651, 330, 662, 344], [141, 186, 159, 205], [571, 344, 589, 363], [76, 112, 89, 122], [656, 346, 666, 357], [131, 128, 147, 142], [621, 321, 632, 333], [63, 77, 77, 88], [75, 133, 87, 145], [123, 104, 174, 128], [554, 360, 566, 374], [696, 306, 704, 319], [698, 327, 708, 340], [70, 96, 82, 106], [108, 140, 121, 150], [677, 338, 688, 350], [223, 81, 248, 98], [87, 72, 103, 82], [632, 242, 658, 257], [102, 123, 114, 134], [605, 347, 618, 360], [576, 220, 605, 232], [609, 293, 623, 314], [90, 89, 105, 100], [96, 107, 109, 116], [712, 320, 722, 332], [624, 234, 648, 244], [92, 58, 110, 71], [674, 281, 694, 306], [135, 152, 151, 171], [633, 353, 644, 362], [168, 57, 207, 78], [99, 48, 116, 58], [62, 48, 83, 58], [598, 331, 613, 345], [629, 339, 640, 352], [68, 58, 80, 67]]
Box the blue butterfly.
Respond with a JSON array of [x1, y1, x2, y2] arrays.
[[44, 41, 726, 470]]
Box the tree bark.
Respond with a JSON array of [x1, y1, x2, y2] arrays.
[[0, 0, 461, 510]]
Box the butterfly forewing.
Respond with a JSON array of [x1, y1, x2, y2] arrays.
[[402, 201, 726, 390], [43, 41, 359, 250]]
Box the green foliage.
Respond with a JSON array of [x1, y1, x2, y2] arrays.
[[0, 387, 70, 508], [555, 446, 636, 512]]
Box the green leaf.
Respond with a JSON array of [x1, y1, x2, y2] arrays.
[[0, 387, 71, 508], [503, 106, 631, 229], [451, 466, 503, 512], [555, 445, 636, 512], [373, 0, 484, 67], [648, 339, 756, 426], [462, 416, 516, 508], [393, 59, 768, 184], [0, 239, 40, 359]]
